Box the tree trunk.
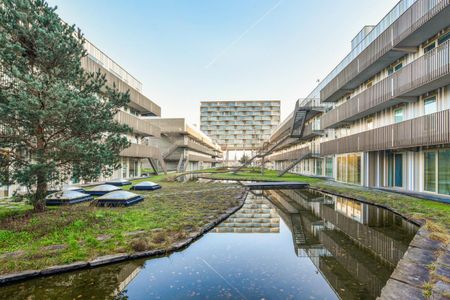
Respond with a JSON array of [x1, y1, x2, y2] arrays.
[[34, 171, 47, 212]]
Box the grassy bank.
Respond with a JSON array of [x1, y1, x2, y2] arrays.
[[0, 179, 243, 274]]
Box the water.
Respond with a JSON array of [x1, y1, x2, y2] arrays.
[[0, 189, 418, 300]]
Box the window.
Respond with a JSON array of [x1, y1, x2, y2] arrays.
[[336, 154, 361, 184], [367, 118, 374, 130], [424, 152, 437, 192], [438, 150, 450, 195], [394, 108, 404, 123], [424, 96, 437, 115], [388, 62, 403, 75], [316, 160, 322, 176], [438, 31, 450, 45], [425, 150, 450, 195], [424, 41, 436, 53], [325, 157, 333, 177]]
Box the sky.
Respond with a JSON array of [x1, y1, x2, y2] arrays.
[[48, 0, 399, 126]]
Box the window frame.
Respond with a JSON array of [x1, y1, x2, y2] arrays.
[[424, 96, 437, 115]]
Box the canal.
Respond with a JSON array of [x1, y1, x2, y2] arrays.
[[0, 189, 418, 299]]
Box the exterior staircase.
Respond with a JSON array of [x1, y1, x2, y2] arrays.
[[277, 152, 313, 177]]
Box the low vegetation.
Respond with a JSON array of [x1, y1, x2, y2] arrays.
[[0, 179, 243, 274]]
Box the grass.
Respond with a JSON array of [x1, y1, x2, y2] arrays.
[[0, 179, 243, 274]]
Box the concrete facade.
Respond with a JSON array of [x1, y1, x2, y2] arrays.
[[200, 100, 280, 154], [146, 118, 222, 172]]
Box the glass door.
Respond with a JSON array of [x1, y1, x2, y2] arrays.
[[394, 153, 403, 187], [387, 153, 403, 188]]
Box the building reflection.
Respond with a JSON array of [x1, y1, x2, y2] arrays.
[[214, 192, 280, 233], [263, 189, 418, 300], [0, 260, 144, 299]]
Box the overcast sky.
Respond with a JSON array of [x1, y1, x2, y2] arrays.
[[48, 0, 399, 126]]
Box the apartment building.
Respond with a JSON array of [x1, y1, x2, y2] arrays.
[[146, 118, 222, 172], [81, 40, 166, 180], [268, 0, 450, 198], [0, 40, 166, 196], [200, 100, 280, 160]]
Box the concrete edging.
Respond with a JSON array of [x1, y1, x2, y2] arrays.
[[0, 190, 248, 286]]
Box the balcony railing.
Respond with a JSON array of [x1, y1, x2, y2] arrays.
[[320, 109, 450, 155], [120, 143, 161, 159], [187, 154, 217, 163], [320, 0, 450, 103], [81, 56, 161, 116], [321, 39, 450, 129], [268, 147, 311, 162], [184, 139, 219, 157], [114, 111, 161, 137]]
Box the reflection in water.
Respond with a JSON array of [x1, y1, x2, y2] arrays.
[[264, 189, 418, 299], [214, 192, 280, 233], [0, 189, 418, 300]]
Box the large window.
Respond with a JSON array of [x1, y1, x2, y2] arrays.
[[347, 154, 361, 184], [424, 152, 437, 193], [438, 150, 450, 195], [425, 150, 450, 195], [337, 156, 347, 182], [424, 96, 437, 115], [315, 160, 323, 176], [336, 154, 361, 184], [325, 157, 333, 177]]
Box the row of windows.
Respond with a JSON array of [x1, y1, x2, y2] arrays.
[[201, 102, 279, 107], [201, 110, 279, 116], [201, 107, 279, 112], [201, 116, 276, 121]]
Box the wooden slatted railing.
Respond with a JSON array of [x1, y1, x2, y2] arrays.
[[320, 0, 449, 103], [321, 39, 450, 129], [320, 109, 450, 155]]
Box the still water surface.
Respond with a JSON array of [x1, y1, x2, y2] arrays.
[[0, 189, 418, 300]]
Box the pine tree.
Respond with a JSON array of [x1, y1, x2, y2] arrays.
[[0, 0, 131, 211]]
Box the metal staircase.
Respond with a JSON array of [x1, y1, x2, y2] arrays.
[[277, 152, 312, 177], [233, 98, 324, 173]]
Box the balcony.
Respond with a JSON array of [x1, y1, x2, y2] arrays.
[[321, 0, 450, 103], [120, 143, 161, 159], [268, 147, 311, 162], [115, 111, 161, 137], [187, 154, 218, 163], [183, 139, 219, 157], [321, 39, 450, 129], [320, 109, 450, 155], [81, 57, 161, 116]]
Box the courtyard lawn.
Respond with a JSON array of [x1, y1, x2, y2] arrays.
[[0, 180, 243, 274]]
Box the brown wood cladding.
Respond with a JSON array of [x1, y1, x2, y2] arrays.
[[320, 109, 450, 155], [81, 57, 161, 116], [320, 0, 450, 103], [268, 146, 311, 161], [321, 39, 450, 128]]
